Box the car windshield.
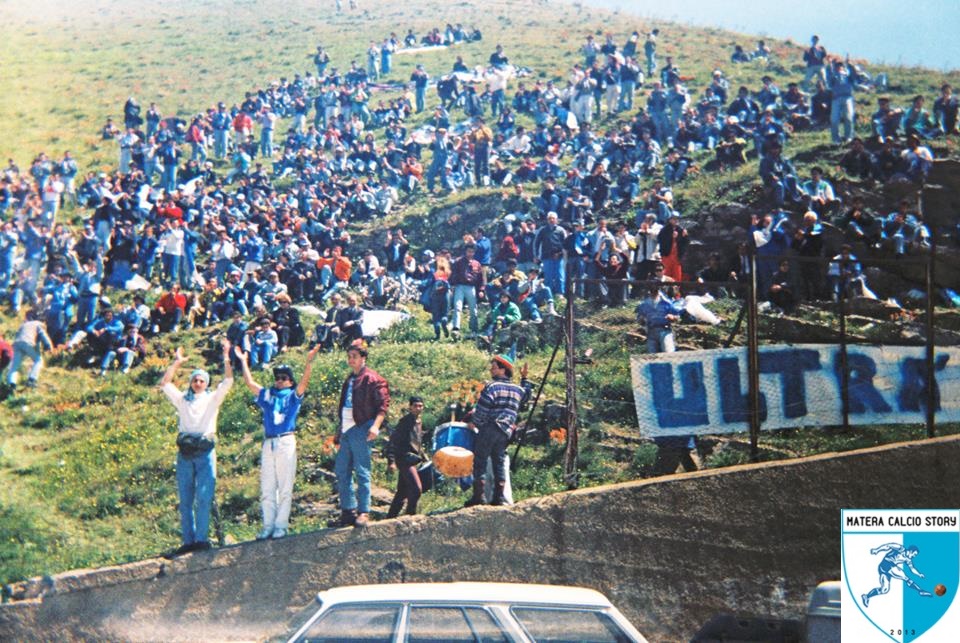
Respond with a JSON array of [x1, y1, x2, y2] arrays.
[[511, 607, 634, 643]]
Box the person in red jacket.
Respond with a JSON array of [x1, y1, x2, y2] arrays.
[[333, 339, 390, 528], [151, 283, 188, 334]]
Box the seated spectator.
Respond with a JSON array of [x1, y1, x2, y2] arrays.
[[67, 305, 124, 361], [696, 252, 730, 298], [483, 291, 521, 341], [635, 179, 674, 224], [782, 83, 811, 130], [801, 166, 840, 216], [715, 128, 747, 170], [838, 196, 881, 245], [663, 148, 692, 184], [827, 245, 871, 301], [271, 293, 304, 351], [810, 80, 832, 127], [759, 143, 802, 206], [249, 318, 278, 369], [900, 134, 934, 182], [882, 200, 929, 255], [310, 292, 345, 351], [334, 292, 364, 346], [872, 97, 902, 143], [518, 267, 558, 321], [99, 323, 147, 376], [766, 259, 797, 314], [901, 95, 939, 139], [933, 83, 958, 136], [731, 45, 752, 64], [839, 138, 875, 181]]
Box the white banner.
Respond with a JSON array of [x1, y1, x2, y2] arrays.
[[630, 344, 960, 437]]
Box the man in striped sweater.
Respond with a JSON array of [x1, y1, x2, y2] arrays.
[[466, 354, 532, 507]]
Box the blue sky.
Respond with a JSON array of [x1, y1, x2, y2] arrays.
[[574, 0, 960, 70]]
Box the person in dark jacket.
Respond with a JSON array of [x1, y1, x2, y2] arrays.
[[334, 339, 390, 528], [385, 397, 427, 518]]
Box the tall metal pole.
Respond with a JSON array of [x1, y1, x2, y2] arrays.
[[925, 237, 937, 438], [747, 255, 761, 462], [563, 271, 579, 488], [839, 259, 850, 431]]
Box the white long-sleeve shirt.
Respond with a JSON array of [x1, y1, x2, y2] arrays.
[[163, 378, 233, 438]]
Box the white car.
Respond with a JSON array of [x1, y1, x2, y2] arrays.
[[283, 582, 648, 643]]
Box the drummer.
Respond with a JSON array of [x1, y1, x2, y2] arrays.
[[465, 354, 532, 507], [385, 396, 427, 518]]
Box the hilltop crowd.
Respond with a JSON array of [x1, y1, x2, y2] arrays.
[[1, 14, 957, 547]]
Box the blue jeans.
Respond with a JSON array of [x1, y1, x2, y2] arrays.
[[213, 130, 229, 159], [190, 141, 207, 163], [664, 160, 689, 184], [491, 89, 505, 116], [176, 448, 216, 545], [251, 341, 276, 367], [415, 87, 426, 113], [542, 258, 565, 296], [619, 80, 636, 111], [334, 420, 374, 513], [452, 283, 478, 332], [770, 176, 800, 206], [521, 286, 554, 320], [162, 253, 180, 288], [647, 327, 675, 353], [831, 96, 855, 143], [162, 164, 177, 193], [100, 349, 136, 372], [260, 129, 274, 157], [6, 341, 42, 385]]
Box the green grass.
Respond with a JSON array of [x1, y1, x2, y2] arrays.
[[2, 0, 959, 586]]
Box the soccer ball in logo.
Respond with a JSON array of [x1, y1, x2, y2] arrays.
[[935, 584, 948, 597]]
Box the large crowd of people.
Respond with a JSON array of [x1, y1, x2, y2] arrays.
[[0, 12, 956, 551]]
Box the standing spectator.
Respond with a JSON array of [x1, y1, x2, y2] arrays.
[[449, 242, 485, 339], [236, 343, 321, 540], [636, 287, 699, 474], [159, 341, 233, 555], [827, 57, 857, 144], [802, 35, 827, 90], [644, 29, 659, 78], [657, 214, 688, 282], [534, 212, 567, 296], [411, 64, 430, 114], [792, 211, 825, 301], [385, 396, 427, 518], [334, 339, 390, 528], [465, 355, 531, 507], [6, 310, 53, 389]]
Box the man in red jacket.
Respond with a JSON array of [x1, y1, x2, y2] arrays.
[[334, 339, 390, 528]]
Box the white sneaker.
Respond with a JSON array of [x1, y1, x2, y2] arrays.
[[271, 528, 288, 539], [256, 528, 273, 540]]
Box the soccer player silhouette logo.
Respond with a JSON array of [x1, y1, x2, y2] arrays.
[[862, 543, 933, 608]]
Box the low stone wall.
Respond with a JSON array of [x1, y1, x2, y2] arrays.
[[3, 434, 960, 642]]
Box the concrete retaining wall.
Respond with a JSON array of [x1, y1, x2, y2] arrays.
[[3, 434, 960, 642]]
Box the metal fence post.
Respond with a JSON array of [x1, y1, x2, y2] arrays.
[[564, 271, 579, 489], [747, 256, 761, 462], [925, 237, 937, 438], [839, 258, 850, 431]]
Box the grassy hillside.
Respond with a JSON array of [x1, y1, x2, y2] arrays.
[[1, 0, 958, 587]]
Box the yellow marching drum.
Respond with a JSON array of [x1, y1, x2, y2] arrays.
[[432, 446, 475, 478]]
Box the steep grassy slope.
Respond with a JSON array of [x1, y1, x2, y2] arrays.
[[1, 0, 958, 586]]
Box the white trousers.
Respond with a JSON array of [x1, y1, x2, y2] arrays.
[[260, 434, 297, 531]]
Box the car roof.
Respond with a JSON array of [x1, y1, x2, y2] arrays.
[[316, 583, 614, 608]]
